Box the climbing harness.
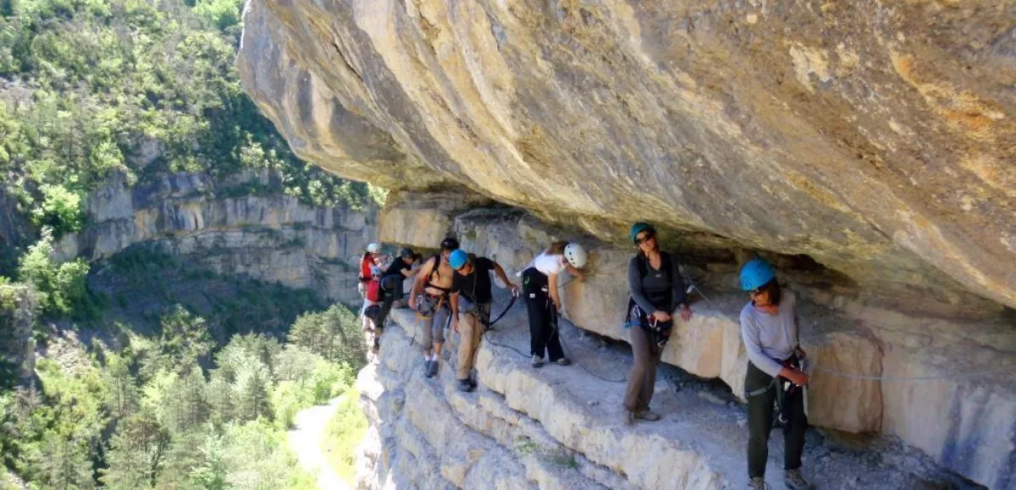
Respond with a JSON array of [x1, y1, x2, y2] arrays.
[[415, 293, 446, 319], [744, 356, 804, 434]]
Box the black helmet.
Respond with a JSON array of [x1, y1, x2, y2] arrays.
[[440, 237, 459, 251], [399, 247, 414, 258]]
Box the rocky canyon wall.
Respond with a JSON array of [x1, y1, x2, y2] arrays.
[[236, 1, 1016, 487], [53, 170, 375, 306]]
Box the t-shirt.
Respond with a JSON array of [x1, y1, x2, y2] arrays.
[[451, 257, 495, 304], [532, 252, 566, 276], [739, 291, 800, 378], [383, 258, 411, 278]]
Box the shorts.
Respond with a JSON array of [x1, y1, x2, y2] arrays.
[[420, 306, 450, 352]]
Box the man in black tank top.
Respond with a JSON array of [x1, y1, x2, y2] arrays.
[[409, 237, 458, 379]]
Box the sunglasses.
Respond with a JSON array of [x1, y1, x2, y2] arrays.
[[750, 287, 765, 297], [635, 233, 656, 245]]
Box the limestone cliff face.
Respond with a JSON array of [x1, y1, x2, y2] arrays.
[[53, 170, 375, 305], [237, 0, 1016, 312]]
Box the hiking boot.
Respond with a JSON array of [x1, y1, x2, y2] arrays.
[[457, 379, 475, 392], [634, 410, 661, 422], [783, 469, 812, 490], [748, 477, 769, 490], [531, 355, 544, 368], [554, 358, 571, 366], [424, 360, 435, 378], [427, 359, 439, 378]]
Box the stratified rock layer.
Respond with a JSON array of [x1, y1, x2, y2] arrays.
[[54, 171, 374, 305], [238, 0, 1016, 311]]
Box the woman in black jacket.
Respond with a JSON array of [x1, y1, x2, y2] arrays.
[[623, 222, 692, 425]]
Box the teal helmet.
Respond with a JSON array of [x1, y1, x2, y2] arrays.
[[630, 222, 655, 243], [449, 249, 469, 270], [740, 259, 776, 291]]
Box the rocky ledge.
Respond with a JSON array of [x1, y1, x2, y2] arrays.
[[372, 203, 1014, 489], [355, 294, 986, 489]]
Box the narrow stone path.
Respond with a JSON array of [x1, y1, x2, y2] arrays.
[[288, 396, 349, 490]]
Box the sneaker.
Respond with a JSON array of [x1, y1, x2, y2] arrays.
[[427, 359, 439, 378], [531, 355, 544, 368], [456, 379, 475, 392], [554, 358, 571, 366], [748, 477, 769, 490], [783, 469, 812, 490], [424, 360, 435, 378], [634, 410, 661, 422]]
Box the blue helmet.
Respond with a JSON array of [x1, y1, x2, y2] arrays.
[[629, 222, 655, 243], [740, 258, 775, 291], [449, 249, 469, 270]]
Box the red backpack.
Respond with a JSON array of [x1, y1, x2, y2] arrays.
[[365, 279, 382, 302]]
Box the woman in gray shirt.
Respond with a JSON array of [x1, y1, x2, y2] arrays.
[[739, 258, 813, 490], [623, 222, 692, 425]]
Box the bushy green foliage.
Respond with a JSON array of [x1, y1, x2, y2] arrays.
[[16, 228, 100, 319], [1, 304, 359, 488], [322, 390, 368, 486], [0, 0, 373, 229], [288, 304, 367, 367]]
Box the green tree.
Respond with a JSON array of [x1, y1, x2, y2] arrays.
[[158, 306, 214, 371], [288, 304, 365, 367], [103, 352, 139, 419], [16, 228, 95, 318], [162, 367, 210, 435], [100, 409, 168, 490]]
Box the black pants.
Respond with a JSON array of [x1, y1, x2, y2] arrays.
[[375, 292, 396, 334], [745, 361, 807, 478], [523, 269, 564, 361]]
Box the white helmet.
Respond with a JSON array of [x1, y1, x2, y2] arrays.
[[564, 243, 587, 268], [367, 243, 381, 253]]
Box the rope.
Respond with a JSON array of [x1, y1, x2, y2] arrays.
[[811, 365, 1015, 382], [487, 292, 518, 327]]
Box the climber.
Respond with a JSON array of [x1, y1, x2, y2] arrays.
[[409, 237, 458, 379], [521, 241, 586, 368], [623, 222, 693, 425], [359, 243, 383, 332], [372, 247, 417, 351], [739, 258, 813, 490], [358, 243, 383, 296], [362, 265, 384, 340], [448, 249, 518, 392]]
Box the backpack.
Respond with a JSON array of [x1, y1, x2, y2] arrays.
[[365, 279, 382, 302]]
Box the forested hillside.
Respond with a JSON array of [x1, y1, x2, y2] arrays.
[[0, 0, 373, 487]]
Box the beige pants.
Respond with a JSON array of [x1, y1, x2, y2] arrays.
[[456, 303, 491, 380]]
